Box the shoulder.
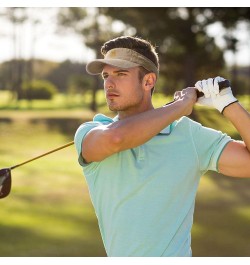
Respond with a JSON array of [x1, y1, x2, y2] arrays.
[[74, 113, 114, 154], [172, 116, 230, 141], [75, 114, 114, 135], [171, 116, 200, 133]]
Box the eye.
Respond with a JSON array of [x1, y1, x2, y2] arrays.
[[117, 72, 126, 77], [102, 73, 108, 80]]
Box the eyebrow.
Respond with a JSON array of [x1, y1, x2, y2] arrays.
[[102, 69, 130, 76]]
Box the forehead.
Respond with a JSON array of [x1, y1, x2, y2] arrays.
[[102, 65, 139, 74]]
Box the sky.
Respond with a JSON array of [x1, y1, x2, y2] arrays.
[[0, 5, 249, 67], [0, 8, 95, 64]]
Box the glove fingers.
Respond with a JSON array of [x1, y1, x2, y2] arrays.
[[207, 78, 216, 98], [195, 80, 202, 91], [214, 76, 225, 84], [195, 76, 237, 113], [213, 76, 222, 95], [201, 80, 210, 98]]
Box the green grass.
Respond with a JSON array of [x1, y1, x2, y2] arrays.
[[0, 113, 106, 256], [192, 172, 250, 256], [0, 90, 108, 111], [191, 99, 250, 256], [0, 92, 250, 257]]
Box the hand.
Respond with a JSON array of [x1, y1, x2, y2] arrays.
[[195, 76, 238, 113], [174, 87, 197, 116]]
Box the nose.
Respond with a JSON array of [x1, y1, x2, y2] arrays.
[[104, 75, 115, 90]]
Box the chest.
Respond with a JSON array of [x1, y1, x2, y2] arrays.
[[94, 134, 199, 196]]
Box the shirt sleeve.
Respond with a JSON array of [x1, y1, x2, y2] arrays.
[[189, 119, 232, 173], [74, 121, 101, 167]]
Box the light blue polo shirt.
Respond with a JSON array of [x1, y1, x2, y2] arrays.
[[74, 113, 232, 257]]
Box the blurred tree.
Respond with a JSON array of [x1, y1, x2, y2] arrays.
[[0, 59, 89, 97], [3, 8, 27, 100], [26, 8, 41, 83], [57, 7, 125, 111], [100, 7, 250, 96], [99, 7, 225, 94], [0, 61, 12, 90], [209, 8, 250, 94], [32, 59, 59, 80], [209, 8, 250, 28], [46, 60, 86, 92], [0, 8, 51, 99], [68, 74, 94, 99], [21, 79, 58, 100]]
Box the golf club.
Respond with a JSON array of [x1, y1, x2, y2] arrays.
[[0, 141, 74, 199], [196, 79, 230, 98], [0, 79, 230, 199], [164, 79, 230, 106]]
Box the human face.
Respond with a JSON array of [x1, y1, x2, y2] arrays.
[[102, 65, 145, 114]]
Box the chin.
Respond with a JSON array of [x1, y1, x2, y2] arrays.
[[108, 103, 117, 111], [107, 100, 119, 110], [109, 106, 120, 111]]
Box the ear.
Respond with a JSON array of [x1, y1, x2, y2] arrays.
[[143, 73, 157, 92]]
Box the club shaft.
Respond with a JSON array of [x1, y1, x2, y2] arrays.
[[8, 81, 230, 170], [10, 141, 74, 170]]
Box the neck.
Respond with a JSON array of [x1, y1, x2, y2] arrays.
[[118, 100, 154, 120]]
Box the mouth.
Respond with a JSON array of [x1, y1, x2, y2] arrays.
[[106, 93, 119, 100]]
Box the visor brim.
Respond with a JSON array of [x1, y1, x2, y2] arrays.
[[86, 59, 140, 75]]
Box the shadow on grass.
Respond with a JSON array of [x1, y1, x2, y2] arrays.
[[0, 193, 106, 257], [30, 118, 88, 138], [0, 118, 12, 124], [0, 224, 106, 257], [28, 113, 115, 139]]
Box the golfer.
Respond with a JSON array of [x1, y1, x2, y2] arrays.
[[74, 36, 250, 256]]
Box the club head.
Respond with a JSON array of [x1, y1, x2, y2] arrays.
[[0, 168, 12, 199]]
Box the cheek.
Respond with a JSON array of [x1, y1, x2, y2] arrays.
[[131, 82, 144, 99], [122, 86, 141, 99], [123, 88, 144, 107], [124, 78, 143, 95]]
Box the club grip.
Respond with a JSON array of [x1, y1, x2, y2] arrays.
[[196, 79, 230, 98]]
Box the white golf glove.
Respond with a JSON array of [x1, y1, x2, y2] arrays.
[[195, 76, 238, 113]]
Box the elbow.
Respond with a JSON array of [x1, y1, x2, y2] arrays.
[[107, 128, 125, 153]]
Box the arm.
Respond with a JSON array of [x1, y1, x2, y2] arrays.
[[195, 76, 250, 178], [82, 88, 196, 163], [218, 102, 250, 178]]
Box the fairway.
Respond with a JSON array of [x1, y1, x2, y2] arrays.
[[0, 110, 106, 256], [0, 97, 250, 257], [0, 6, 250, 258]]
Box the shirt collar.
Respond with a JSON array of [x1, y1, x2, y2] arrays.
[[158, 126, 171, 135]]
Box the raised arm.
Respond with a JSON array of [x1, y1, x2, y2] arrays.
[[195, 76, 250, 178], [82, 88, 197, 163], [218, 102, 250, 178]]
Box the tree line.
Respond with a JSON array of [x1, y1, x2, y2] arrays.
[[0, 7, 249, 110]]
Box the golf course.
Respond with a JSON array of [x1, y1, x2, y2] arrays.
[[0, 91, 250, 257]]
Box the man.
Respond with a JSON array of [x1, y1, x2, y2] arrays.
[[74, 36, 250, 256]]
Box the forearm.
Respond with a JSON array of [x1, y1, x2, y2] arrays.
[[223, 102, 250, 151], [82, 87, 196, 163], [107, 100, 188, 151], [195, 76, 250, 177]]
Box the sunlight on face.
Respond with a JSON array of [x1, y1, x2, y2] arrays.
[[102, 65, 145, 113]]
